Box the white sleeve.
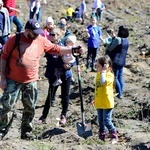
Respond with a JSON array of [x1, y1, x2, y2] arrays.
[[100, 70, 106, 84]]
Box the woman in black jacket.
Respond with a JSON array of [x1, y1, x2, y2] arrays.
[[106, 26, 129, 99]]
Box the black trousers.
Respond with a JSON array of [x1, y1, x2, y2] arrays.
[[42, 76, 71, 119]]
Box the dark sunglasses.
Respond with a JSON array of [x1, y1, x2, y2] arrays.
[[57, 22, 65, 27], [49, 33, 56, 36]]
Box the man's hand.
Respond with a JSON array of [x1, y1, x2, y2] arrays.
[[72, 46, 85, 55], [102, 64, 109, 71], [0, 79, 7, 90]]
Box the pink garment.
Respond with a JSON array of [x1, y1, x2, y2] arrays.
[[42, 29, 51, 41], [3, 0, 16, 16]]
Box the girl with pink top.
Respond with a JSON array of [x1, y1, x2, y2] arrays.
[[41, 16, 55, 40]]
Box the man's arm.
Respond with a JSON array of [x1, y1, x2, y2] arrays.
[[43, 36, 83, 55], [9, 7, 20, 13], [60, 46, 83, 55], [0, 59, 7, 90], [1, 59, 7, 79]]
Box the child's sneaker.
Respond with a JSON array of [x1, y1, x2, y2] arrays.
[[53, 79, 62, 86], [59, 115, 66, 125], [110, 131, 118, 144], [99, 131, 106, 142]]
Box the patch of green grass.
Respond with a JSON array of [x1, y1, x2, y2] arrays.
[[79, 137, 104, 145], [118, 124, 131, 129], [31, 141, 56, 150], [33, 125, 48, 135]]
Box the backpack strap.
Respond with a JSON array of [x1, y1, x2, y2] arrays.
[[10, 33, 21, 57], [7, 33, 21, 74]]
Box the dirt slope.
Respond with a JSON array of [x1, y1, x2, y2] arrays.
[[0, 0, 149, 150]]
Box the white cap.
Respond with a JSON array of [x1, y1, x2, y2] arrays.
[[67, 35, 76, 44], [46, 16, 54, 25]]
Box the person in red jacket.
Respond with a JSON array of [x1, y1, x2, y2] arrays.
[[3, 0, 23, 32]]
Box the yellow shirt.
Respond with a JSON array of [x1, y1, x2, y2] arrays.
[[94, 71, 114, 109], [66, 7, 74, 16]]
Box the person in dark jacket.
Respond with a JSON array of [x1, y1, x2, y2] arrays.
[[105, 26, 129, 99], [39, 27, 75, 125]]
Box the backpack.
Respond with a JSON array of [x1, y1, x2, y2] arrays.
[[0, 43, 3, 55], [0, 33, 21, 56], [2, 33, 21, 74]]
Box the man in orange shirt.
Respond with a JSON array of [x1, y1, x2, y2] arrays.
[[0, 19, 82, 140]]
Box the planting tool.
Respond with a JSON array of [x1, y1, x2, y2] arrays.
[[72, 47, 92, 138]]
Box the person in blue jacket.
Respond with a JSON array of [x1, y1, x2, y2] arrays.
[[86, 16, 102, 72], [105, 26, 129, 99]]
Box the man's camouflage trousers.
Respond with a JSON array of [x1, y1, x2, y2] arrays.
[[0, 78, 38, 134]]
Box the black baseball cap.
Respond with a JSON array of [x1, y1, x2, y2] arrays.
[[25, 19, 43, 35]]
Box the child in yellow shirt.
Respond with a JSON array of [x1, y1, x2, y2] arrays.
[[66, 5, 74, 22], [94, 55, 118, 144]]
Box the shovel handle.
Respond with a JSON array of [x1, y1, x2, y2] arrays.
[[72, 46, 81, 57]]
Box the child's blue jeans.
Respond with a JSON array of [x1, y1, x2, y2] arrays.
[[97, 108, 116, 133]]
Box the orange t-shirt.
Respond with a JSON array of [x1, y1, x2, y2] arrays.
[[1, 33, 60, 83]]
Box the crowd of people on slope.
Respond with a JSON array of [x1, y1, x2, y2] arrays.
[[0, 0, 130, 144]]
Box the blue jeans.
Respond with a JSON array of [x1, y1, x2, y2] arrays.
[[86, 47, 98, 69], [9, 16, 23, 32], [29, 7, 41, 22], [97, 109, 116, 133], [96, 8, 103, 22], [113, 64, 124, 98]]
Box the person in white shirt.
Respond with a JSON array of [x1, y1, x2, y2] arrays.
[[92, 0, 105, 22]]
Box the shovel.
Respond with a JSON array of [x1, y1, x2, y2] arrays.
[[72, 47, 92, 138]]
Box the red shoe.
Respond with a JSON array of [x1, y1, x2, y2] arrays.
[[110, 131, 118, 144]]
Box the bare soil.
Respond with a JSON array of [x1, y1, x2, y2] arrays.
[[0, 0, 149, 150]]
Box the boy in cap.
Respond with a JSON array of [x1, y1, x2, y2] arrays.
[[0, 19, 82, 140]]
